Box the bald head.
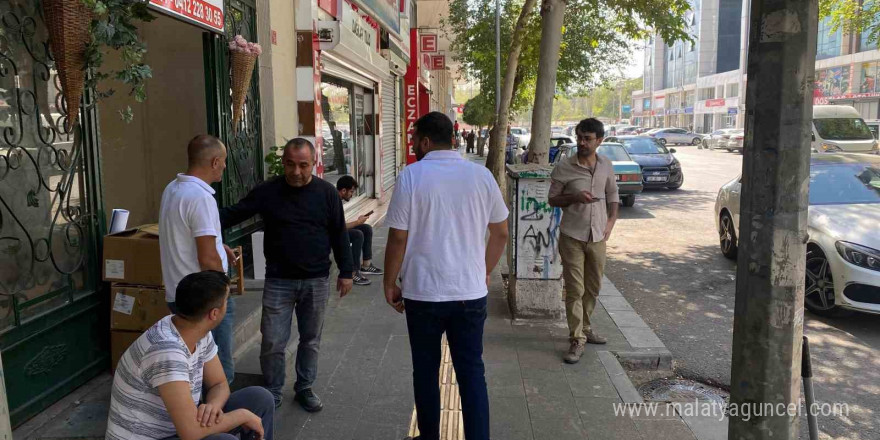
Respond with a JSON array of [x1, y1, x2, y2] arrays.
[[188, 135, 226, 168], [282, 138, 316, 159]]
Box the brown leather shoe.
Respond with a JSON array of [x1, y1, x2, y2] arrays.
[[564, 340, 585, 364], [586, 331, 607, 345]]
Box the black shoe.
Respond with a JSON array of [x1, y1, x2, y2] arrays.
[[353, 273, 372, 286], [274, 398, 283, 409], [294, 389, 323, 412], [360, 264, 384, 275]]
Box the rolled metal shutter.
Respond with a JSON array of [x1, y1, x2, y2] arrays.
[[381, 75, 399, 191]]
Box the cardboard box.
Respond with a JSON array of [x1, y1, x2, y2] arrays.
[[110, 284, 171, 331], [111, 330, 142, 372], [103, 224, 163, 286]]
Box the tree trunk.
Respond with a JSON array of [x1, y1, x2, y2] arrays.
[[486, 0, 539, 196], [527, 0, 567, 165]]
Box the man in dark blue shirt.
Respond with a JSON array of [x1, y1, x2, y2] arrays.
[[221, 138, 353, 411]]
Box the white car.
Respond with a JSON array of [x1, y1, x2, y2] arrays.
[[702, 128, 739, 150], [715, 153, 880, 316], [510, 127, 531, 148]]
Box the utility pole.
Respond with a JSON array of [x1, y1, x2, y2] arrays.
[[495, 0, 501, 114], [728, 0, 817, 439]]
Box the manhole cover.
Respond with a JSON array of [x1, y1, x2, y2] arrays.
[[638, 378, 728, 406]]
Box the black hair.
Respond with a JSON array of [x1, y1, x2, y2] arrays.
[[283, 137, 316, 158], [575, 118, 605, 138], [413, 112, 454, 147], [175, 271, 230, 320], [336, 175, 358, 191]]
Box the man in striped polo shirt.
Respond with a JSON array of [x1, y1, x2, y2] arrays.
[[106, 271, 274, 440]]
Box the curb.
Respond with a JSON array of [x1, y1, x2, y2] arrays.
[[599, 276, 673, 371]]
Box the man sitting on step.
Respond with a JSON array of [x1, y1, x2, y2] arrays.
[[106, 271, 274, 440], [336, 175, 384, 286]]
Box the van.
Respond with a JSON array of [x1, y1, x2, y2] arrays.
[[864, 119, 880, 139], [812, 105, 878, 153]]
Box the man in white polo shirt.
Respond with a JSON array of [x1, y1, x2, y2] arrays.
[[159, 134, 236, 383], [384, 112, 509, 440]]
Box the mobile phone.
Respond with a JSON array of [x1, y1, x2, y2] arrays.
[[366, 210, 374, 216]]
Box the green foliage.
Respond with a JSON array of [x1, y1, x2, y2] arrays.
[[447, 0, 691, 113], [82, 0, 156, 122], [585, 77, 643, 119], [462, 94, 496, 127], [264, 146, 284, 177], [820, 0, 880, 47]]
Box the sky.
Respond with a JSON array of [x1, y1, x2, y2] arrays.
[[624, 43, 645, 79]]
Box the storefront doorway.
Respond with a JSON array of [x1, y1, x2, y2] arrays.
[[320, 76, 374, 204]]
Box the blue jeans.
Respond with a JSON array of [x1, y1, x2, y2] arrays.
[[405, 296, 489, 440], [167, 295, 235, 384], [162, 386, 275, 440], [260, 277, 330, 403]]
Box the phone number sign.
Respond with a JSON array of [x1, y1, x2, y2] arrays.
[[150, 0, 225, 33]]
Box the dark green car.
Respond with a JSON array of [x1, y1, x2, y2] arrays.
[[552, 142, 644, 207]]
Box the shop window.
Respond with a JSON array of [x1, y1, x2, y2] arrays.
[[817, 17, 842, 60], [320, 78, 359, 196], [726, 83, 739, 98], [860, 61, 879, 93], [815, 65, 851, 98]]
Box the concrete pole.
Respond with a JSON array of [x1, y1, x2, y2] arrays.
[[728, 0, 818, 438]]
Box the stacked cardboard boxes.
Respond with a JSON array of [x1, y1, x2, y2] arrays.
[[103, 225, 169, 370]]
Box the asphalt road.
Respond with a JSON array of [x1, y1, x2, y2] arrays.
[[604, 145, 880, 440]]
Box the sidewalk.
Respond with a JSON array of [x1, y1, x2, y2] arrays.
[[15, 220, 711, 440]]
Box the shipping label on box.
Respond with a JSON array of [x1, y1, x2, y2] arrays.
[[103, 224, 163, 286], [110, 284, 170, 332]]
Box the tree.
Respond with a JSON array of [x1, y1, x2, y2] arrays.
[[462, 94, 496, 156], [820, 0, 880, 47], [526, 0, 693, 164]]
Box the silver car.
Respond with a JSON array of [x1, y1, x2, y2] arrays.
[[647, 127, 703, 146], [702, 128, 739, 150]]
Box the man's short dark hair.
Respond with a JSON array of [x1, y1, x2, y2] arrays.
[[336, 175, 358, 191], [283, 138, 316, 157], [413, 112, 453, 147], [175, 271, 230, 319], [575, 118, 605, 138]]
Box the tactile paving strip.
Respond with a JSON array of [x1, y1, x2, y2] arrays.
[[408, 334, 464, 439]]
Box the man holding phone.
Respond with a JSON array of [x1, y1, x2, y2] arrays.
[[336, 176, 383, 286], [548, 118, 619, 364]]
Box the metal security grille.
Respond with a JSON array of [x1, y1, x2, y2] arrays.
[[381, 75, 398, 191]]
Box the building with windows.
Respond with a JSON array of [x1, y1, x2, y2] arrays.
[[632, 0, 880, 133]]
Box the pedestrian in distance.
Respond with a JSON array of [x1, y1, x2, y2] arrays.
[[106, 271, 275, 440], [336, 175, 384, 287], [548, 118, 620, 364], [159, 134, 238, 384], [220, 138, 354, 411], [384, 112, 510, 440]]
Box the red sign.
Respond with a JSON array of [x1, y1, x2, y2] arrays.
[[419, 34, 438, 53], [149, 0, 224, 32], [271, 30, 277, 45], [706, 98, 726, 107], [405, 29, 420, 164], [429, 55, 445, 70], [318, 0, 338, 16]]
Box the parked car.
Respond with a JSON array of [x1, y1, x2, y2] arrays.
[[510, 126, 531, 148], [605, 135, 683, 190], [865, 119, 880, 139], [547, 135, 576, 163], [551, 142, 644, 207], [702, 128, 739, 150], [635, 127, 653, 135], [812, 105, 878, 153], [721, 129, 745, 152], [617, 126, 641, 135], [551, 125, 566, 135], [715, 153, 880, 316], [646, 127, 703, 146]]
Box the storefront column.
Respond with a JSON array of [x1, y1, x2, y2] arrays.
[[294, 0, 323, 174]]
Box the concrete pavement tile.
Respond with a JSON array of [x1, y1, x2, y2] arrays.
[[359, 394, 414, 421], [574, 397, 642, 440], [529, 414, 589, 440], [633, 419, 698, 440], [564, 368, 620, 399], [370, 369, 414, 397], [350, 421, 411, 440], [292, 404, 362, 440], [483, 340, 520, 364], [596, 351, 643, 404], [486, 363, 525, 397], [618, 327, 666, 348], [680, 414, 728, 440], [598, 296, 636, 312], [607, 310, 651, 328], [523, 375, 579, 421], [489, 396, 534, 440]]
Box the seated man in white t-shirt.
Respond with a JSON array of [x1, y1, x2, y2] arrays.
[[106, 271, 274, 440]]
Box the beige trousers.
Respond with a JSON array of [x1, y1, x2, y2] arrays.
[[559, 233, 607, 343]]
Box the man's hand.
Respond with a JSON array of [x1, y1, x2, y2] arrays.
[[604, 219, 616, 241], [385, 284, 405, 313], [575, 190, 597, 204], [337, 277, 353, 298], [224, 245, 237, 266], [240, 412, 264, 440], [486, 274, 491, 288], [197, 403, 223, 427], [357, 214, 370, 225]]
